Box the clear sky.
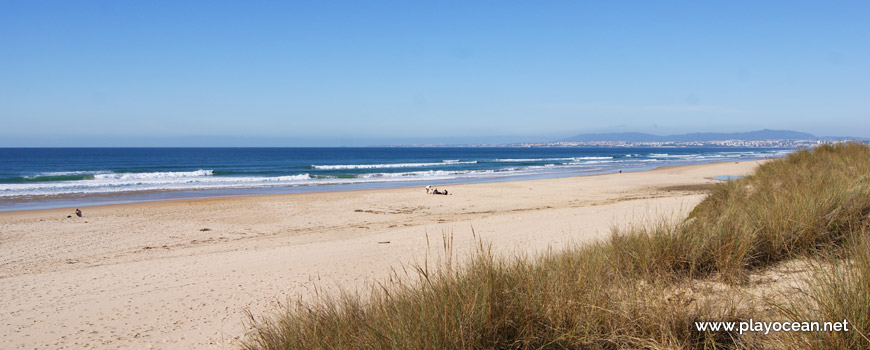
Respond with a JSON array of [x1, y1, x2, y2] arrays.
[[1, 1, 868, 146]]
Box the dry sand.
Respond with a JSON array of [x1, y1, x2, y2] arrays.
[[0, 160, 764, 349]]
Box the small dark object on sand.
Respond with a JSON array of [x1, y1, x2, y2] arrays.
[[378, 241, 390, 244], [75, 209, 82, 217], [200, 228, 211, 232], [67, 215, 72, 218]]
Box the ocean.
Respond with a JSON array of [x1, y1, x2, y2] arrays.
[[0, 147, 793, 211]]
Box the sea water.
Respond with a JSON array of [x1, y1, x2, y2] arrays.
[[0, 147, 793, 210]]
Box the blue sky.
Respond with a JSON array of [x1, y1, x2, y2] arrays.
[[1, 1, 868, 146]]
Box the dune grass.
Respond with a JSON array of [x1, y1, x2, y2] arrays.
[[241, 143, 870, 350], [768, 228, 870, 349]]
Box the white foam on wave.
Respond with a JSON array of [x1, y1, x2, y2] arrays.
[[495, 157, 575, 162], [93, 169, 215, 180], [0, 150, 796, 198], [355, 168, 531, 180], [496, 156, 612, 162], [644, 150, 796, 162], [0, 171, 312, 197], [312, 160, 476, 170], [24, 170, 114, 179], [649, 153, 694, 158], [0, 165, 550, 197], [357, 170, 458, 179], [571, 160, 617, 165]]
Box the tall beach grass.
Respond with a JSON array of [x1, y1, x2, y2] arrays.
[[242, 143, 870, 349]]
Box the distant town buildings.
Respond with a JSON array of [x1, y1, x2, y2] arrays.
[[513, 139, 866, 148]]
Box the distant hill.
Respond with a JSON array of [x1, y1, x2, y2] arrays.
[[559, 129, 816, 142]]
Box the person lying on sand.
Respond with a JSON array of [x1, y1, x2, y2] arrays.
[[425, 185, 449, 195]]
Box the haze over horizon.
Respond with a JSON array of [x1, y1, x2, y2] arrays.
[[0, 128, 848, 148], [2, 1, 869, 146]]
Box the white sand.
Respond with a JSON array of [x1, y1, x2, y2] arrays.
[[0, 160, 763, 349]]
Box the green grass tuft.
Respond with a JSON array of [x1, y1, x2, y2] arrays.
[[241, 143, 870, 350]]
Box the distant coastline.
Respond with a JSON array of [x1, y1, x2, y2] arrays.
[[384, 129, 869, 148]]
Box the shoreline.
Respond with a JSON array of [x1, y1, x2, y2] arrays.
[[0, 165, 657, 212], [1, 159, 756, 214], [0, 160, 765, 349]]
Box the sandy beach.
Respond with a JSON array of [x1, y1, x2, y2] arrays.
[[0, 160, 764, 349]]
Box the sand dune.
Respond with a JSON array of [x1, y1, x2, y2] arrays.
[[0, 160, 763, 349]]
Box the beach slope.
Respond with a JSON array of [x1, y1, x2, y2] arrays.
[[0, 161, 762, 349]]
